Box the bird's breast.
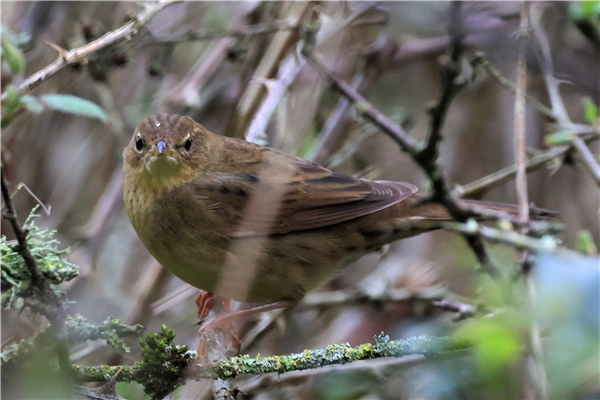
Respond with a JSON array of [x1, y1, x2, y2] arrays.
[[123, 177, 228, 292]]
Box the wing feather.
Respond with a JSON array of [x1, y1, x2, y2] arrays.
[[191, 151, 418, 237]]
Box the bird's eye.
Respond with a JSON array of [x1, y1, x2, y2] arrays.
[[184, 137, 192, 151], [135, 136, 144, 152]]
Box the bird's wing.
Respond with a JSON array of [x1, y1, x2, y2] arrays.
[[192, 154, 418, 237]]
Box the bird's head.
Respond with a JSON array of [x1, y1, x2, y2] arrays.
[[123, 114, 214, 191]]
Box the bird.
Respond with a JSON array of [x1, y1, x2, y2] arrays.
[[123, 113, 555, 319]]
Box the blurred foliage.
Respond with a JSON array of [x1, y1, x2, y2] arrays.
[[582, 97, 598, 124], [1, 314, 143, 364], [569, 1, 600, 21]]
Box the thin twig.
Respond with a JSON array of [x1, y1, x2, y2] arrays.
[[531, 5, 600, 187], [472, 54, 556, 120], [0, 0, 175, 101], [432, 300, 476, 321], [1, 173, 45, 285], [298, 287, 447, 309], [454, 128, 600, 198], [514, 3, 530, 225], [245, 50, 305, 144]]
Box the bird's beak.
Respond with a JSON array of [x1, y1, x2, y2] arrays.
[[157, 141, 167, 154]]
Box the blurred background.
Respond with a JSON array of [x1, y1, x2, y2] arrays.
[[2, 2, 599, 399]]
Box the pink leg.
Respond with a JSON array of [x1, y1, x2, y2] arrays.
[[199, 300, 295, 335]]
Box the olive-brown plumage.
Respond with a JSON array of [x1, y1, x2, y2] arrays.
[[123, 114, 552, 304]]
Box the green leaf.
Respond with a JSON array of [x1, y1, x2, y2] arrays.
[[544, 131, 574, 147], [1, 36, 25, 75], [0, 116, 14, 129], [456, 317, 521, 377], [3, 85, 21, 115], [582, 97, 598, 124], [576, 230, 598, 255], [21, 95, 45, 114], [39, 94, 109, 122]]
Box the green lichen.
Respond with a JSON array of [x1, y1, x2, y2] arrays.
[[74, 364, 136, 383], [65, 314, 143, 352], [1, 206, 79, 310], [206, 334, 470, 380], [75, 332, 471, 397], [134, 325, 198, 400]]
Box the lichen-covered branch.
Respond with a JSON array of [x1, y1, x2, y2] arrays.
[[1, 172, 72, 375], [74, 329, 471, 398], [0, 0, 175, 101], [1, 314, 143, 365]]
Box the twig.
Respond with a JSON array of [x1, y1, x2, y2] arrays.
[[298, 287, 447, 309], [514, 3, 530, 225], [454, 128, 600, 198], [0, 1, 175, 101], [0, 182, 51, 216], [245, 50, 305, 144], [472, 54, 555, 120], [442, 220, 578, 256], [240, 286, 449, 353], [531, 5, 600, 187], [432, 300, 476, 321]]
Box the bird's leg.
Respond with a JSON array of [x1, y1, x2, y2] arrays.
[[199, 300, 295, 336], [195, 290, 217, 321], [196, 291, 241, 358]]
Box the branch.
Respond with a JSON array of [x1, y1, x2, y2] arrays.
[[442, 220, 579, 256], [74, 334, 471, 383], [298, 287, 447, 309], [514, 4, 531, 225], [471, 53, 556, 120], [0, 0, 175, 101]]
